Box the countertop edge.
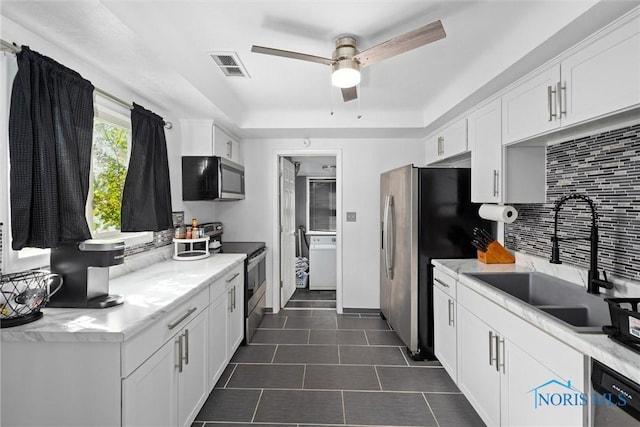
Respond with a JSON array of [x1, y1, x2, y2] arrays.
[[1, 254, 246, 343]]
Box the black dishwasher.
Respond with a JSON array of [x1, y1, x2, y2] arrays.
[[591, 359, 640, 426]]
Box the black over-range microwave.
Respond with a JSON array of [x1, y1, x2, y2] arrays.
[[182, 156, 245, 201]]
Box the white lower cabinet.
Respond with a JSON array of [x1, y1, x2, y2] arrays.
[[122, 339, 178, 427], [433, 269, 458, 383], [453, 279, 586, 427], [123, 308, 209, 427], [208, 264, 244, 390], [226, 271, 244, 353], [457, 304, 501, 426]]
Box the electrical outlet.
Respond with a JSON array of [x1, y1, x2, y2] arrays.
[[346, 212, 357, 222]]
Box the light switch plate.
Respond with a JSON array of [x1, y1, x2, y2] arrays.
[[346, 212, 357, 222]]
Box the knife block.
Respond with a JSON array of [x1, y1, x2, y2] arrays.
[[477, 241, 515, 264]]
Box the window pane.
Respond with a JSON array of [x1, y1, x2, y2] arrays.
[[308, 179, 336, 232], [91, 119, 130, 234]]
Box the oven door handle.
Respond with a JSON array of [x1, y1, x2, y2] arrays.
[[247, 249, 267, 270]]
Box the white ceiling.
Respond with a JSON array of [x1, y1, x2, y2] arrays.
[[1, 1, 635, 139]]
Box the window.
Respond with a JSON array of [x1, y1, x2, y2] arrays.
[[89, 107, 130, 234], [307, 177, 337, 232], [87, 101, 152, 245], [1, 96, 152, 273]]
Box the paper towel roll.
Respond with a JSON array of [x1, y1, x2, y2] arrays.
[[478, 204, 518, 223]]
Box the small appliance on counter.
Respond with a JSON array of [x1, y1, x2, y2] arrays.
[[49, 240, 125, 308]]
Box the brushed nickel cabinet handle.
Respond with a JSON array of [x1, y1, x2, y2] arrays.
[[232, 286, 236, 310], [547, 85, 557, 122], [167, 307, 197, 330], [492, 170, 499, 197], [489, 331, 495, 366], [226, 272, 240, 283], [434, 278, 450, 288], [557, 81, 566, 117], [183, 329, 190, 366], [177, 334, 184, 373], [498, 336, 505, 374]]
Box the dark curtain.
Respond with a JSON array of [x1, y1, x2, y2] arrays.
[[8, 46, 94, 250], [121, 103, 173, 232]]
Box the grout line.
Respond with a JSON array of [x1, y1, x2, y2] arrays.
[[422, 392, 441, 427], [374, 365, 383, 391], [399, 346, 410, 366], [271, 344, 278, 364], [249, 389, 264, 423], [337, 344, 341, 364], [306, 328, 310, 344], [341, 390, 346, 425], [282, 316, 288, 329], [221, 385, 448, 394], [302, 364, 307, 389], [222, 363, 238, 389], [364, 330, 370, 346]]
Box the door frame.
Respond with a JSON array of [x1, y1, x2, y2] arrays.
[[271, 149, 343, 314]]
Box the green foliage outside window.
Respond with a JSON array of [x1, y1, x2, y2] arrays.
[[91, 121, 129, 233]]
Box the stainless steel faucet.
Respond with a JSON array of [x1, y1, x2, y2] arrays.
[[550, 193, 612, 295]]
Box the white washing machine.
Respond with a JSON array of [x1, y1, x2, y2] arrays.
[[308, 235, 336, 290]]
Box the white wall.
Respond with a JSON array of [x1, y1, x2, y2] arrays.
[[215, 137, 425, 309]]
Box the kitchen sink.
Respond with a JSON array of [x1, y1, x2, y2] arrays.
[[465, 272, 610, 333]]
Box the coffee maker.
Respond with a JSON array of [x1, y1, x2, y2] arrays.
[[49, 240, 125, 308]]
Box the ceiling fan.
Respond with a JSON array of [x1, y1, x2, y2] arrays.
[[251, 20, 446, 102]]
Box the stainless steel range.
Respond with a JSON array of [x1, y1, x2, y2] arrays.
[[201, 222, 266, 344]]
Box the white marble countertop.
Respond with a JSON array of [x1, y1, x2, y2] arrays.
[[433, 258, 640, 385], [1, 253, 246, 343]]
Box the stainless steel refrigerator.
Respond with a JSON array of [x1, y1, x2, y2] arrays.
[[380, 165, 490, 360]]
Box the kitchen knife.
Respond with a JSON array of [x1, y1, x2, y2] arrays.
[[471, 239, 487, 252]]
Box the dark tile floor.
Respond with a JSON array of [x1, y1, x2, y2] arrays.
[[193, 307, 485, 427], [286, 289, 337, 308]]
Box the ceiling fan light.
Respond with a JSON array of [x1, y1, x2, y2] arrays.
[[331, 59, 360, 88]]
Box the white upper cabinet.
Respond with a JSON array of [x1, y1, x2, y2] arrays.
[[501, 65, 561, 144], [502, 10, 640, 144], [426, 118, 468, 164], [561, 13, 640, 127], [469, 99, 502, 203], [180, 119, 242, 164]]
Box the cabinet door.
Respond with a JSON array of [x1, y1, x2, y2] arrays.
[[562, 14, 640, 127], [502, 64, 561, 144], [214, 126, 242, 164], [470, 99, 502, 203], [433, 285, 457, 383], [457, 305, 501, 427], [178, 310, 210, 427], [500, 339, 584, 427], [227, 281, 244, 355], [209, 289, 228, 390], [122, 339, 178, 427], [180, 119, 215, 156]]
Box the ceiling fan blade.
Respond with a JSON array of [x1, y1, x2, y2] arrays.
[[251, 45, 333, 66], [341, 86, 358, 102], [354, 20, 446, 68]]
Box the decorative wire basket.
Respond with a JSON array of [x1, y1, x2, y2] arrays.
[[0, 270, 63, 328]]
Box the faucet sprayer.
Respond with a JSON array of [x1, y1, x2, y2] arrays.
[[550, 193, 612, 295]]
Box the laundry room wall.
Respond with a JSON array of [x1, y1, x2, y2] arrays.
[[214, 137, 425, 310]]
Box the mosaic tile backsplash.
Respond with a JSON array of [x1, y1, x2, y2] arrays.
[[505, 123, 640, 281]]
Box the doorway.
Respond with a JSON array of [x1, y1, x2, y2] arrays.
[[273, 150, 342, 314]]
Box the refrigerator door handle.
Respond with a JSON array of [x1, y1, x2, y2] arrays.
[[387, 195, 395, 279], [383, 195, 390, 279]]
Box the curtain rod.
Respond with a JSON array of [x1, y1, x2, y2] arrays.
[[1, 39, 173, 130]]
